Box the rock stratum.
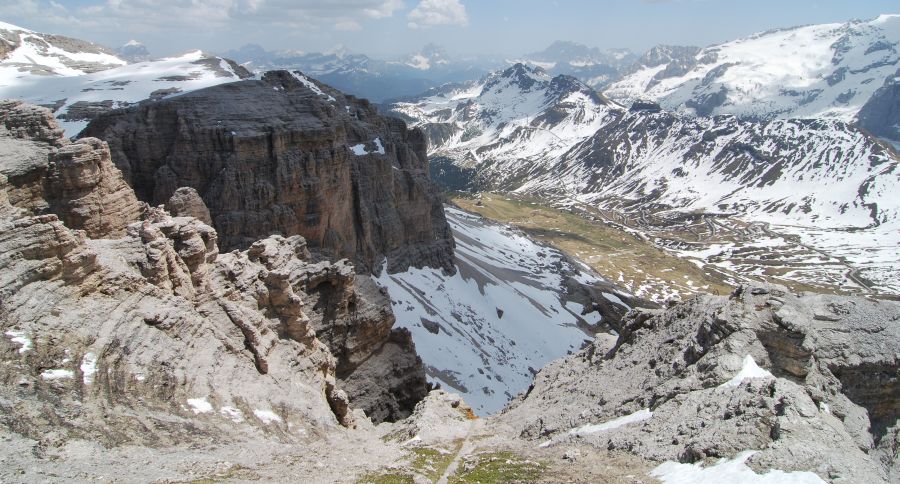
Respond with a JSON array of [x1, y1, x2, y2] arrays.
[[83, 70, 453, 274], [0, 98, 431, 462], [498, 284, 900, 483]]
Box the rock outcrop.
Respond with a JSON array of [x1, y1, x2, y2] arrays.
[[45, 137, 145, 238], [1, 100, 144, 238], [498, 284, 900, 483], [0, 100, 429, 457], [857, 68, 900, 142], [82, 70, 454, 274]]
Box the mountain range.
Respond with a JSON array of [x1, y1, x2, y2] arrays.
[[1, 12, 899, 483], [388, 60, 899, 295], [605, 14, 900, 141]]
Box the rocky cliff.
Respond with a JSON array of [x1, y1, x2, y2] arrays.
[[0, 99, 429, 461], [82, 70, 454, 274], [498, 284, 900, 483]]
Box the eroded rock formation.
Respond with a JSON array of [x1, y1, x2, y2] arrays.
[[82, 70, 454, 273], [0, 101, 429, 456], [499, 284, 900, 483]]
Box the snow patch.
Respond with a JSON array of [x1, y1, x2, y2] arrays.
[[80, 352, 98, 385], [349, 138, 386, 156], [289, 70, 336, 102], [253, 409, 282, 424], [220, 406, 245, 423], [652, 450, 827, 484], [187, 397, 213, 414], [4, 330, 32, 354], [41, 369, 74, 380], [720, 355, 774, 388], [569, 408, 653, 436]]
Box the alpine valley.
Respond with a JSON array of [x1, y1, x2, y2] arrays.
[[1, 9, 899, 484]]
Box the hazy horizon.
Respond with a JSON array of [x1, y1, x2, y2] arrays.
[[2, 1, 898, 60]]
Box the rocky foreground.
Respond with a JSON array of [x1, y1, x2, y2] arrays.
[[1, 90, 898, 483]]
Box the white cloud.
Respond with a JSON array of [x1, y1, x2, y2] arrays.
[[407, 0, 468, 29], [0, 0, 403, 32]]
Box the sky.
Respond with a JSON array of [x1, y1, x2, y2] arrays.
[[1, 0, 897, 59]]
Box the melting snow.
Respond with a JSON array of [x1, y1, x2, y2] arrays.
[[289, 70, 336, 102], [376, 206, 609, 414], [570, 408, 653, 436], [373, 137, 385, 155], [349, 138, 386, 156], [220, 406, 245, 423], [41, 369, 74, 380], [652, 451, 827, 484], [253, 409, 282, 424], [720, 355, 774, 388], [187, 397, 213, 414], [4, 330, 32, 354], [80, 352, 98, 385]]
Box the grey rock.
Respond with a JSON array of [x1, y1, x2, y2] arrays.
[[82, 70, 454, 274], [499, 284, 900, 483]]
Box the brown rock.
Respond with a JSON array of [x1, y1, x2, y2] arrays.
[[165, 186, 213, 226], [45, 137, 145, 238]]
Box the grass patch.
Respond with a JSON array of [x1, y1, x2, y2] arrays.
[[173, 463, 259, 483], [357, 473, 416, 484], [412, 441, 463, 481], [449, 451, 545, 483], [453, 193, 732, 302]]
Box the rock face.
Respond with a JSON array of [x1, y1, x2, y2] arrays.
[[0, 100, 429, 455], [498, 285, 900, 483], [857, 68, 900, 142], [82, 70, 454, 274]]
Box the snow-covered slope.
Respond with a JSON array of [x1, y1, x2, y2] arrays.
[[536, 113, 898, 230], [221, 43, 494, 102], [605, 15, 900, 122], [376, 206, 631, 414], [393, 62, 900, 294], [0, 20, 125, 79], [2, 49, 250, 136], [0, 22, 250, 137]]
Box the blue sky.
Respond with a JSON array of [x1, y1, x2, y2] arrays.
[[2, 0, 897, 58]]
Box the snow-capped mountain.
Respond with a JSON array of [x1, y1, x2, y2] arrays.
[[518, 41, 637, 89], [377, 206, 632, 414], [115, 40, 152, 63], [221, 43, 495, 102], [0, 22, 252, 136], [389, 63, 900, 294], [605, 15, 900, 125], [0, 21, 126, 77], [400, 43, 451, 71], [390, 63, 619, 174], [2, 49, 251, 136]]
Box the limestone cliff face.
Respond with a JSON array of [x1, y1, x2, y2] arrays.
[[0, 101, 429, 453], [82, 70, 454, 274]]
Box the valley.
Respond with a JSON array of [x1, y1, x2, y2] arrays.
[[452, 192, 896, 303]]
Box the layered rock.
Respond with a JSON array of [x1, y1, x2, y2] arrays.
[[0, 100, 429, 455], [498, 285, 900, 483], [45, 137, 144, 238], [82, 70, 454, 274], [1, 100, 144, 238]]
